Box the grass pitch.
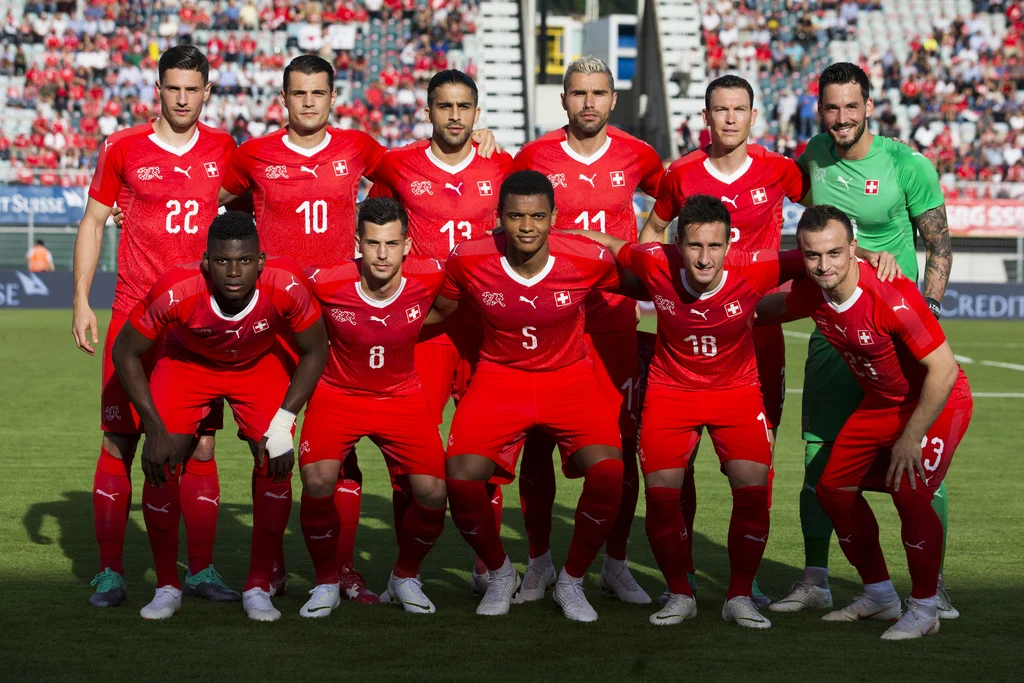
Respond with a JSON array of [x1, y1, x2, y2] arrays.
[[1, 309, 1021, 681]]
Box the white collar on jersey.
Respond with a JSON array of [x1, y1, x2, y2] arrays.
[[147, 127, 200, 157], [355, 276, 407, 308], [282, 131, 333, 158], [425, 145, 477, 175], [701, 155, 753, 185], [823, 285, 863, 313], [559, 136, 611, 166], [208, 290, 260, 321], [679, 269, 729, 300], [501, 255, 556, 287]]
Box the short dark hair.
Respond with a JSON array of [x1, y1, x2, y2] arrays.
[[818, 62, 870, 103], [208, 211, 259, 244], [427, 69, 478, 107], [704, 74, 754, 111], [159, 45, 210, 84], [357, 197, 408, 237], [283, 54, 334, 94], [797, 204, 855, 241], [35, 239, 45, 246], [677, 194, 732, 242], [499, 170, 555, 213]]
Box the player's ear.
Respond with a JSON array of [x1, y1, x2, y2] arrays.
[[549, 206, 558, 223], [610, 91, 617, 112], [203, 80, 212, 102], [865, 97, 874, 118], [473, 106, 480, 125], [403, 234, 412, 256], [278, 89, 287, 109], [201, 250, 209, 270], [330, 87, 337, 109], [750, 107, 758, 127], [560, 91, 568, 112], [701, 108, 709, 128], [849, 238, 857, 260], [258, 252, 266, 272]]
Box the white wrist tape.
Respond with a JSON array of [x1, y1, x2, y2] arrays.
[[263, 408, 296, 459]]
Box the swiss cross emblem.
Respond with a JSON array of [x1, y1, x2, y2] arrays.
[[477, 180, 492, 196], [610, 170, 625, 187], [253, 319, 270, 333], [333, 159, 349, 176], [725, 300, 743, 317], [750, 187, 767, 204], [857, 329, 874, 345], [864, 179, 879, 194], [554, 290, 572, 308], [406, 304, 422, 322], [204, 162, 219, 178]]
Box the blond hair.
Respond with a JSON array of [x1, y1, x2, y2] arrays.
[[563, 56, 614, 92]]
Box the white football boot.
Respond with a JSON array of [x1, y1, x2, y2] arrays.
[[553, 570, 598, 623], [299, 583, 341, 618], [242, 587, 281, 622], [936, 574, 959, 620], [599, 556, 651, 604], [649, 593, 697, 626], [722, 596, 771, 629], [513, 551, 557, 604], [822, 594, 901, 622], [881, 599, 940, 641], [387, 573, 436, 614], [769, 581, 834, 613], [140, 586, 182, 620], [476, 557, 520, 616]]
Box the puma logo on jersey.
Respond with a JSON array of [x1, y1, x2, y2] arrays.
[[834, 324, 847, 335], [308, 268, 320, 282], [836, 176, 852, 189], [300, 165, 319, 178], [196, 496, 220, 506], [145, 503, 170, 513], [578, 173, 596, 188], [173, 166, 191, 178], [690, 308, 710, 320], [167, 290, 180, 306], [226, 327, 243, 339], [645, 243, 660, 254], [445, 182, 463, 196], [369, 315, 390, 326], [893, 299, 910, 312], [597, 247, 606, 260], [285, 276, 301, 292], [95, 489, 119, 501], [519, 295, 538, 309], [752, 251, 760, 262], [720, 194, 739, 209]]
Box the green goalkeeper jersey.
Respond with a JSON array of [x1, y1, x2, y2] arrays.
[[797, 134, 945, 279], [797, 133, 945, 442]]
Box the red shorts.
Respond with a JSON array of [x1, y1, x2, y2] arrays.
[[446, 359, 621, 484], [586, 328, 640, 439], [753, 323, 786, 429], [416, 306, 482, 424], [298, 383, 445, 489], [150, 352, 289, 442], [637, 385, 774, 474], [101, 311, 223, 434], [821, 379, 973, 493]]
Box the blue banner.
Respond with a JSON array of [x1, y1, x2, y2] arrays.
[[939, 283, 1024, 320], [0, 186, 88, 226], [0, 270, 115, 308]]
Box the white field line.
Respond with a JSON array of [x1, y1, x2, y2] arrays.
[[784, 389, 1023, 398]]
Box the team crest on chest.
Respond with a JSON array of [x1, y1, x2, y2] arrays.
[[857, 329, 874, 345], [610, 170, 625, 187], [333, 159, 349, 176], [725, 300, 743, 317], [410, 181, 433, 196], [554, 290, 572, 308], [547, 173, 567, 188], [812, 167, 827, 184], [750, 187, 768, 204], [477, 180, 493, 196], [253, 319, 270, 333], [406, 304, 422, 322], [204, 162, 219, 178], [864, 179, 880, 195], [330, 308, 357, 325], [265, 165, 289, 179], [137, 166, 162, 180]]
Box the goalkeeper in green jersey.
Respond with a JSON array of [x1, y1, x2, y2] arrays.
[[769, 63, 957, 618]]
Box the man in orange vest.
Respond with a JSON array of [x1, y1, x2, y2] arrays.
[[26, 240, 54, 272]]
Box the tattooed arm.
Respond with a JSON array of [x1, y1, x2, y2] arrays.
[[913, 205, 952, 301]]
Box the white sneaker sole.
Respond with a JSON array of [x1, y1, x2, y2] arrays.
[[600, 576, 652, 605], [245, 608, 281, 622], [881, 617, 940, 640], [554, 589, 598, 623], [822, 601, 901, 623], [650, 604, 697, 626], [300, 598, 339, 618], [140, 605, 180, 620], [476, 574, 521, 617]]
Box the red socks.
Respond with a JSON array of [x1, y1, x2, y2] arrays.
[[394, 501, 447, 578], [518, 436, 557, 559], [892, 486, 944, 599], [727, 485, 770, 599], [142, 466, 181, 589], [817, 484, 890, 586], [300, 492, 340, 585], [563, 459, 623, 578], [681, 467, 697, 574], [179, 457, 219, 575], [334, 478, 362, 569], [448, 479, 506, 571], [245, 463, 292, 591], [93, 448, 132, 574], [605, 439, 640, 561], [645, 486, 693, 596]]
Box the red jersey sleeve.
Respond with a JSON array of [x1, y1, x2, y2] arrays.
[[781, 157, 810, 203], [269, 260, 322, 333], [88, 137, 125, 207], [366, 155, 397, 198], [885, 279, 947, 361], [357, 131, 387, 180], [128, 269, 190, 339], [637, 143, 665, 198], [495, 149, 516, 181], [512, 143, 534, 173], [784, 276, 821, 320], [651, 165, 686, 222], [616, 241, 663, 281], [439, 254, 467, 300], [221, 142, 256, 196]]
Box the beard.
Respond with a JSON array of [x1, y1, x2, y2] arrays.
[[571, 109, 608, 136], [830, 117, 868, 150]]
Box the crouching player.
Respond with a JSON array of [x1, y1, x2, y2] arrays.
[[757, 205, 972, 640], [430, 171, 633, 622], [112, 211, 328, 622], [297, 198, 449, 617]]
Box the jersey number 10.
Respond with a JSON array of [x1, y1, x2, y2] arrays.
[[296, 200, 329, 234]]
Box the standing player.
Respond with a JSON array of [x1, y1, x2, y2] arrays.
[[638, 75, 809, 606], [757, 205, 972, 640], [576, 195, 804, 629], [772, 63, 957, 617], [510, 56, 664, 604], [71, 45, 238, 608], [431, 171, 633, 622], [111, 212, 328, 621], [367, 69, 514, 593], [297, 198, 448, 617]]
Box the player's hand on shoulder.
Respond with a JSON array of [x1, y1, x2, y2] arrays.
[[471, 128, 502, 158], [71, 301, 99, 355], [861, 249, 902, 282]]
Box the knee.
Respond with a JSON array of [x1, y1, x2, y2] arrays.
[[412, 477, 447, 510], [191, 435, 216, 462], [102, 433, 140, 461], [300, 463, 339, 498], [445, 454, 491, 481]]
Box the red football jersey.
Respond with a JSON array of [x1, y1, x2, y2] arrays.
[[129, 258, 322, 368], [368, 141, 514, 258], [89, 122, 237, 314], [786, 262, 964, 407], [441, 233, 622, 370], [220, 126, 386, 268], [513, 126, 664, 332], [308, 256, 446, 396], [617, 243, 803, 391], [652, 143, 808, 252]]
